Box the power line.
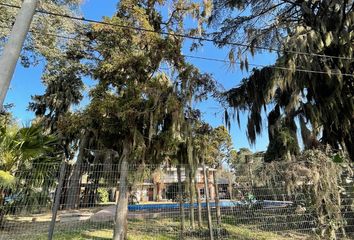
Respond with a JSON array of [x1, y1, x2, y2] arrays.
[[0, 25, 353, 78], [1, 21, 354, 78], [1, 2, 354, 61], [0, 25, 90, 43], [183, 55, 354, 77]]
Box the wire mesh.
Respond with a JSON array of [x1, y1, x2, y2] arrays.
[[0, 162, 353, 240]]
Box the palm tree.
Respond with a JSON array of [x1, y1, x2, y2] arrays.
[[0, 114, 57, 226]]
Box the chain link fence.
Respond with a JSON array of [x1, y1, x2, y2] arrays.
[[0, 162, 353, 239]]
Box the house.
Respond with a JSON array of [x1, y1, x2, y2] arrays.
[[76, 165, 233, 205], [133, 167, 221, 202]]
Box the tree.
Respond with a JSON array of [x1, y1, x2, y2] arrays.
[[151, 168, 165, 201], [0, 114, 57, 226], [206, 126, 233, 165], [27, 39, 90, 209], [1, 0, 90, 209], [85, 1, 218, 237], [188, 123, 226, 234], [0, 0, 84, 109], [1, 0, 87, 161], [227, 148, 264, 187], [0, 0, 83, 67], [198, 125, 232, 227], [76, 69, 179, 236], [10, 0, 217, 238], [193, 123, 215, 237], [210, 0, 354, 161]]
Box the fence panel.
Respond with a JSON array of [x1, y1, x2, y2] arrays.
[[0, 163, 353, 240]]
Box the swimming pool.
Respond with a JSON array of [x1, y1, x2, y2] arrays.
[[127, 200, 293, 211]]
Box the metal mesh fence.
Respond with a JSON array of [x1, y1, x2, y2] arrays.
[[0, 162, 353, 240]]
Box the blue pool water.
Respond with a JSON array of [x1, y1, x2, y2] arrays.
[[127, 200, 293, 211]]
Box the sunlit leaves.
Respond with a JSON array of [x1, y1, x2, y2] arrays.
[[0, 170, 16, 188]]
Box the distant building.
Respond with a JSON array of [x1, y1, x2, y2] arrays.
[[78, 165, 232, 205], [133, 167, 231, 202]]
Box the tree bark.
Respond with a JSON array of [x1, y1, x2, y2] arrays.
[[66, 133, 89, 209], [195, 172, 202, 228], [228, 177, 233, 200], [344, 133, 354, 162], [0, 188, 5, 228], [113, 142, 130, 240], [187, 166, 195, 229], [177, 164, 185, 237], [203, 163, 214, 240], [156, 183, 160, 201], [213, 171, 221, 226]]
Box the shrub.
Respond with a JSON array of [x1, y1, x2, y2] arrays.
[[97, 188, 109, 203]]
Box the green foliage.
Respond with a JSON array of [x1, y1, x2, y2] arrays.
[[97, 188, 109, 203], [216, 1, 354, 161], [0, 116, 57, 172], [228, 148, 264, 186], [0, 170, 15, 188], [264, 121, 300, 162], [332, 154, 344, 163], [29, 40, 88, 133], [0, 115, 59, 217], [0, 0, 83, 66], [200, 125, 233, 166], [0, 1, 88, 161], [72, 0, 218, 171]]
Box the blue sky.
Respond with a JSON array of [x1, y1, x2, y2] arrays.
[[4, 0, 275, 152]]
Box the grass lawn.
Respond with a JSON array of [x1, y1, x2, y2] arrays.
[[22, 228, 173, 240], [0, 217, 314, 240]]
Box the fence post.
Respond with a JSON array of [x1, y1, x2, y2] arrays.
[[48, 161, 66, 240], [203, 163, 214, 240]]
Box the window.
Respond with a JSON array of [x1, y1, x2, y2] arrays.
[[200, 188, 205, 196]]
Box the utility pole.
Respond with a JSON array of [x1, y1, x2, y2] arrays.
[[0, 0, 39, 109]]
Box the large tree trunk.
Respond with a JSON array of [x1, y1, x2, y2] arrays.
[[113, 142, 130, 240], [213, 171, 221, 226], [195, 172, 202, 228], [156, 183, 160, 201], [203, 162, 214, 240], [82, 153, 103, 207], [228, 177, 233, 200], [187, 166, 195, 229], [66, 133, 89, 209], [177, 164, 185, 237], [344, 132, 354, 162]]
